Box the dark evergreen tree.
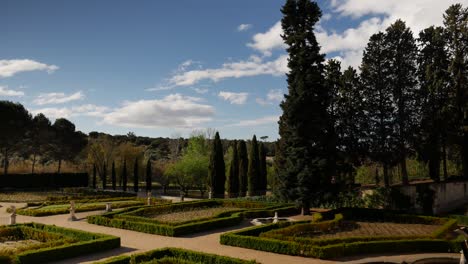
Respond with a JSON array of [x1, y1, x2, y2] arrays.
[[384, 20, 418, 185], [102, 163, 107, 189], [417, 26, 451, 181], [237, 140, 248, 197], [336, 66, 367, 184], [444, 4, 468, 178], [134, 157, 139, 193], [208, 132, 225, 198], [111, 161, 116, 190], [361, 32, 397, 187], [122, 159, 128, 192], [227, 141, 239, 198], [92, 163, 97, 189], [276, 0, 329, 214], [146, 159, 152, 192], [258, 142, 267, 195], [248, 135, 260, 196]]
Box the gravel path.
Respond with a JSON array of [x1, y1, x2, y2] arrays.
[[0, 202, 460, 264]]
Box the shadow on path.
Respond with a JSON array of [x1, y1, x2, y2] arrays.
[[181, 220, 253, 238]]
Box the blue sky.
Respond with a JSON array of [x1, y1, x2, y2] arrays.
[[1, 0, 465, 140]]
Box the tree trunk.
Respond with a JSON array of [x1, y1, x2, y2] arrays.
[[401, 157, 408, 185], [375, 167, 380, 186], [428, 156, 440, 182], [442, 141, 448, 181], [3, 148, 8, 175], [463, 132, 468, 179], [301, 200, 310, 216], [31, 153, 37, 174], [57, 159, 62, 174], [163, 185, 167, 195], [383, 164, 389, 187]]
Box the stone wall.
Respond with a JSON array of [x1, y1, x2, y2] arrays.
[[396, 180, 468, 214]]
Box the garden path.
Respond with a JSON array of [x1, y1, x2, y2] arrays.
[[0, 202, 460, 264]]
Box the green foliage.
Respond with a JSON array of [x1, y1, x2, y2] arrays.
[[134, 157, 139, 192], [227, 141, 239, 198], [208, 132, 225, 198], [247, 135, 260, 196], [146, 159, 152, 192], [112, 161, 117, 190], [258, 143, 267, 196], [237, 140, 248, 197], [122, 159, 128, 192], [94, 247, 257, 264], [0, 173, 88, 189]]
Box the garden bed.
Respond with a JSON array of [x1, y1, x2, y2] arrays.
[[94, 247, 257, 264], [0, 223, 119, 264], [220, 208, 461, 259], [88, 199, 299, 236]]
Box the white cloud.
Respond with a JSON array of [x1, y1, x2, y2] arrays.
[[31, 104, 109, 119], [218, 91, 248, 105], [247, 21, 285, 56], [228, 115, 279, 127], [237, 24, 252, 32], [33, 91, 84, 105], [0, 59, 58, 78], [193, 87, 209, 94], [103, 94, 214, 129], [169, 55, 288, 87], [0, 85, 24, 97], [256, 89, 284, 106]]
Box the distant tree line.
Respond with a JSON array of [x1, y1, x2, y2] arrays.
[[275, 0, 467, 214]]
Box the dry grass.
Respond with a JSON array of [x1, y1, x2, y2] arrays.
[[150, 207, 242, 224], [0, 240, 42, 255], [0, 192, 65, 202], [303, 221, 440, 239]]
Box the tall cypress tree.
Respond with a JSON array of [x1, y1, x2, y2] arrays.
[[237, 140, 248, 197], [102, 163, 107, 189], [417, 26, 451, 181], [133, 157, 139, 193], [122, 159, 128, 192], [277, 0, 329, 214], [361, 32, 397, 187], [208, 132, 225, 198], [247, 135, 260, 196], [227, 141, 239, 198], [384, 20, 418, 185], [92, 163, 97, 189], [258, 142, 267, 196], [111, 161, 116, 190], [146, 159, 152, 192], [444, 4, 468, 178]]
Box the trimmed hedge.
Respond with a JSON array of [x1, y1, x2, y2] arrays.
[[0, 223, 120, 264], [0, 173, 88, 189], [88, 199, 298, 237], [16, 200, 146, 217], [220, 209, 461, 259], [93, 247, 257, 264]]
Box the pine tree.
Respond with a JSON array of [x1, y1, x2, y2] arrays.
[[336, 66, 367, 184], [417, 26, 451, 181], [258, 142, 267, 196], [247, 135, 260, 196], [227, 141, 239, 198], [361, 32, 397, 187], [102, 163, 107, 189], [133, 157, 139, 193], [277, 0, 329, 214], [384, 20, 418, 185], [237, 140, 248, 197], [122, 159, 128, 192], [111, 161, 116, 190], [92, 163, 97, 189], [146, 159, 152, 192], [444, 4, 468, 178], [208, 132, 225, 198]]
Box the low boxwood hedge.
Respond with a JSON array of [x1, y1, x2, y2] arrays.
[[220, 209, 461, 259], [87, 199, 299, 237], [93, 247, 258, 264], [0, 223, 120, 264]]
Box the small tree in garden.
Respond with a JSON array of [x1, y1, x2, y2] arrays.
[[247, 135, 260, 196], [208, 132, 225, 198], [238, 140, 248, 197], [122, 159, 128, 192], [227, 140, 239, 198], [134, 157, 139, 193], [146, 159, 152, 192], [111, 161, 116, 190], [102, 163, 107, 189]]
